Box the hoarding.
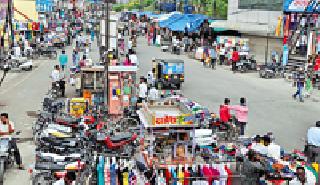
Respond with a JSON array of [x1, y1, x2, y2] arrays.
[[283, 0, 320, 12], [0, 0, 8, 20]]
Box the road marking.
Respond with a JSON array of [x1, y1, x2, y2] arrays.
[[0, 60, 45, 95]]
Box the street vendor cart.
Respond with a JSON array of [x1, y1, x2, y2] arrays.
[[108, 66, 138, 116]]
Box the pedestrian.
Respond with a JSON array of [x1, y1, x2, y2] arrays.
[[210, 45, 217, 69], [232, 48, 239, 72], [79, 55, 87, 67], [72, 49, 79, 66], [137, 77, 148, 104], [51, 65, 60, 83], [146, 71, 155, 88], [59, 67, 66, 97], [219, 45, 225, 65], [242, 150, 266, 185], [0, 113, 24, 169], [120, 38, 125, 55], [129, 50, 138, 66], [219, 98, 232, 133], [152, 27, 156, 45], [292, 70, 304, 102], [304, 75, 313, 98], [128, 38, 133, 52], [91, 29, 95, 42], [229, 97, 248, 136], [148, 86, 158, 105], [59, 50, 68, 70], [123, 54, 131, 66]]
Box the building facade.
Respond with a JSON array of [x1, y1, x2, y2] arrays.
[[212, 0, 284, 63]]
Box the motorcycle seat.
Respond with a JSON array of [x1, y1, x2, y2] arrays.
[[35, 162, 65, 170], [110, 133, 133, 142]]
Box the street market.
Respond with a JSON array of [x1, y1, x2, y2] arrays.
[[0, 0, 319, 185]]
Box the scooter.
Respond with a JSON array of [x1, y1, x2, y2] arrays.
[[0, 131, 21, 185]]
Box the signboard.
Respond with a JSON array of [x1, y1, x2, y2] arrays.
[[152, 114, 194, 125], [0, 0, 8, 20], [283, 0, 320, 12], [36, 0, 53, 12]]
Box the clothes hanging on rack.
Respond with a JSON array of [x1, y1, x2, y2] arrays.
[[224, 165, 232, 185], [184, 169, 190, 185], [192, 181, 208, 185], [123, 168, 129, 185], [110, 163, 117, 185]]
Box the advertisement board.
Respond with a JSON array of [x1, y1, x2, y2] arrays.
[[36, 0, 53, 12], [0, 0, 8, 20], [283, 0, 320, 12], [152, 114, 194, 125]]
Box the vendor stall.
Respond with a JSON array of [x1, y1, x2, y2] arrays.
[[80, 66, 105, 105], [138, 96, 211, 161], [108, 65, 138, 116]]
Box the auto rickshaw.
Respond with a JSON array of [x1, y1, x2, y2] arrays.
[[152, 59, 185, 90]]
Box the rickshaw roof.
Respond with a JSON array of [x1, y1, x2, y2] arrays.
[[156, 59, 184, 64]]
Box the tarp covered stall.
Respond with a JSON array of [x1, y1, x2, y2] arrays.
[[152, 11, 181, 22], [159, 14, 207, 32]]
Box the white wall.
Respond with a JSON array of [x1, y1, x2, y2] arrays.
[[227, 0, 282, 30], [243, 34, 283, 64]]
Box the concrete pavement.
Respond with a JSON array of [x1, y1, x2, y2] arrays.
[[0, 38, 100, 184], [135, 36, 320, 152]]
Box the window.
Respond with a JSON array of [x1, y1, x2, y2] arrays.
[[238, 0, 283, 11]]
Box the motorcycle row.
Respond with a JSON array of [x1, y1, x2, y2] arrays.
[[30, 91, 141, 185]]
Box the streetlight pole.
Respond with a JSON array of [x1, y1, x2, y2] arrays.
[[265, 13, 270, 65], [103, 0, 110, 108]]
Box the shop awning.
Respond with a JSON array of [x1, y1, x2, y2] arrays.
[[152, 11, 181, 22], [209, 21, 275, 36], [159, 13, 207, 32], [14, 0, 38, 21]]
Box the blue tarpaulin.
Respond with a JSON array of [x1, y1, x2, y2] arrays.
[[159, 14, 207, 32], [158, 14, 182, 28], [138, 11, 153, 16]]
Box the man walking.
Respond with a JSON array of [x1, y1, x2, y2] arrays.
[[137, 77, 148, 104], [231, 48, 239, 72], [292, 69, 304, 102], [59, 50, 68, 70], [210, 45, 217, 69]]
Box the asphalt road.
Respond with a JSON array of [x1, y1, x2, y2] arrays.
[[134, 36, 320, 152], [0, 57, 53, 184], [1, 34, 319, 184]]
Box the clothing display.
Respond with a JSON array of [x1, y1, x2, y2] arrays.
[[163, 164, 231, 184], [98, 157, 139, 185]]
